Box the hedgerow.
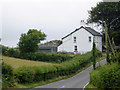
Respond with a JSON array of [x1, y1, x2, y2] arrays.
[[15, 51, 102, 84], [2, 63, 16, 88], [90, 62, 120, 88], [2, 46, 73, 63]]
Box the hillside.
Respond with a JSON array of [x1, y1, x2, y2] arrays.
[[2, 56, 59, 70]]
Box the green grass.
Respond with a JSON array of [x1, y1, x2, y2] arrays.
[[86, 83, 97, 88], [14, 56, 105, 88], [2, 54, 105, 88], [2, 56, 60, 70]]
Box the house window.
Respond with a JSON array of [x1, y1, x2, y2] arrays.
[[74, 45, 77, 52], [74, 37, 76, 43], [89, 36, 91, 42]]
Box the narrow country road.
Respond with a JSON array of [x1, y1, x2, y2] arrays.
[[33, 59, 106, 89]]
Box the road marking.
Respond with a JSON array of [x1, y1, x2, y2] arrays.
[[60, 85, 65, 88], [83, 82, 89, 90]]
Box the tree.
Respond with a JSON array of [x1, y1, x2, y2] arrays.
[[18, 29, 46, 53], [93, 38, 96, 70], [88, 2, 120, 45]]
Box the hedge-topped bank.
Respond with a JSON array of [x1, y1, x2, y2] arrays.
[[90, 62, 120, 88], [1, 45, 73, 63], [15, 51, 102, 83]]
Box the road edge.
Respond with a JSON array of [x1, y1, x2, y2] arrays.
[[83, 82, 89, 90]]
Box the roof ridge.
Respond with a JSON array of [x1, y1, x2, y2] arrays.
[[62, 26, 101, 40]]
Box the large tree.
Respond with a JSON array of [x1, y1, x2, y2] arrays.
[[88, 2, 120, 45], [18, 29, 46, 53]]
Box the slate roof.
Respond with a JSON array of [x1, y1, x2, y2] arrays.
[[39, 45, 57, 50], [62, 26, 102, 39]]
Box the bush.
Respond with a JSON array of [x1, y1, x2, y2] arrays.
[[110, 52, 120, 63], [2, 63, 15, 88], [1, 45, 8, 55], [3, 48, 20, 58], [15, 67, 34, 83], [15, 51, 102, 84], [90, 62, 120, 88], [19, 52, 73, 63]]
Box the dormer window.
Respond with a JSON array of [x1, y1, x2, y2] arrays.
[[89, 36, 91, 42], [74, 37, 76, 43]]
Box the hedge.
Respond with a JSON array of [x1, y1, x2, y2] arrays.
[[15, 50, 102, 83], [2, 63, 15, 88], [90, 62, 120, 88], [2, 46, 73, 63]]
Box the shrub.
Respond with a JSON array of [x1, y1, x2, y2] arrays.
[[1, 45, 8, 55], [90, 62, 120, 88], [2, 63, 15, 88], [15, 51, 102, 83], [19, 52, 73, 63], [3, 48, 20, 58], [15, 67, 34, 83], [110, 52, 120, 63]]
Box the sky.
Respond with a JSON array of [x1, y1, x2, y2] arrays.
[[1, 0, 103, 47]]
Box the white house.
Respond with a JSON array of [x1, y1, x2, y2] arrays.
[[58, 26, 102, 54]]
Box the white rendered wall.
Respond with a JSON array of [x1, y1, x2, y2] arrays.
[[72, 28, 94, 54], [58, 35, 73, 52], [94, 36, 102, 52], [58, 28, 94, 53]]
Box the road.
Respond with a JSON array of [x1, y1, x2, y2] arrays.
[[32, 59, 106, 89]]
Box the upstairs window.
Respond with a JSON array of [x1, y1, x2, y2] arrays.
[[89, 36, 91, 42], [74, 37, 76, 43]]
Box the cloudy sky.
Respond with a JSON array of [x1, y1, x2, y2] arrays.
[[1, 0, 102, 47]]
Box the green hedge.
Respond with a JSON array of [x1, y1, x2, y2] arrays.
[[90, 62, 120, 88], [2, 63, 15, 88], [15, 51, 102, 84], [21, 52, 73, 63], [2, 45, 73, 63]]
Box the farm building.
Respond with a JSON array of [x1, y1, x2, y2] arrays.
[[58, 26, 102, 54], [38, 41, 57, 53]]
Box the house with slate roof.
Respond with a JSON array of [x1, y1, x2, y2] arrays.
[[58, 26, 102, 54], [38, 41, 57, 53]]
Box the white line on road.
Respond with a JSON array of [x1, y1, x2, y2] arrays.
[[60, 85, 65, 88], [83, 82, 89, 90]]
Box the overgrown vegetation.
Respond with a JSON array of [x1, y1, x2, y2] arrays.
[[2, 63, 16, 88], [90, 62, 120, 88], [2, 50, 102, 88], [20, 52, 73, 63], [2, 45, 73, 63]]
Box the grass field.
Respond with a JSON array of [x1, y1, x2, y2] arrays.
[[2, 56, 60, 70]]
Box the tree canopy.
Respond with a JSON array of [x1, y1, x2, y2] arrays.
[[18, 29, 46, 53], [88, 2, 120, 45]]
